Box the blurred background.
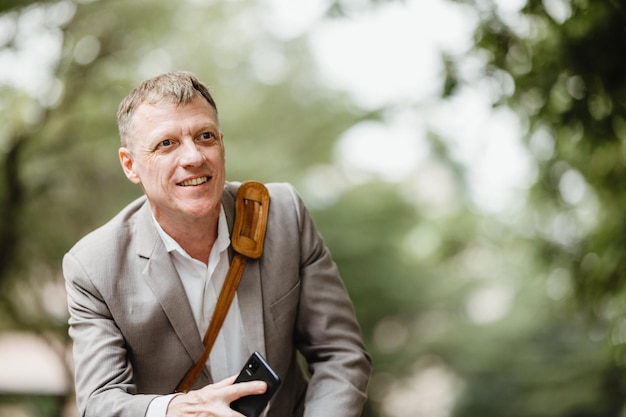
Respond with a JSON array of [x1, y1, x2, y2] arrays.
[[1, 0, 626, 416]]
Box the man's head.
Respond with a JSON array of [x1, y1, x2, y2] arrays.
[[117, 72, 226, 230], [117, 71, 219, 148]]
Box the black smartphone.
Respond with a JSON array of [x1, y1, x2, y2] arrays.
[[230, 352, 281, 417]]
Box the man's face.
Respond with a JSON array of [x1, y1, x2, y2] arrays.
[[119, 95, 226, 226]]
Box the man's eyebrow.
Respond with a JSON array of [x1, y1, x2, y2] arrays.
[[147, 127, 176, 140], [195, 122, 220, 132]]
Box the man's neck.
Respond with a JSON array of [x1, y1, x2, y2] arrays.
[[156, 213, 219, 265]]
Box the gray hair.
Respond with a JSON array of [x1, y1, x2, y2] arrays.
[[117, 71, 218, 146]]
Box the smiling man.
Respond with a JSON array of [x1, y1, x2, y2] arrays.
[[63, 71, 371, 417], [118, 91, 226, 263]]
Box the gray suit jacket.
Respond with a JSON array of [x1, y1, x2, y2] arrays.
[[64, 182, 371, 417]]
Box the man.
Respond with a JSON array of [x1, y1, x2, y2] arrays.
[[63, 71, 371, 417]]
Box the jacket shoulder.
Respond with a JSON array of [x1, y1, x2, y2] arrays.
[[66, 195, 148, 259]]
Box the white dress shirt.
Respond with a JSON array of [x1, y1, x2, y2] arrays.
[[146, 205, 248, 417]]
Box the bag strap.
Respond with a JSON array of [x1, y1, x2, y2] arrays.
[[175, 181, 270, 393]]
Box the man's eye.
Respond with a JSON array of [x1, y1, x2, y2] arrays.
[[160, 139, 172, 147], [201, 132, 213, 140]]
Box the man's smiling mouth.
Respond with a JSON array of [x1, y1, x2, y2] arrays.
[[178, 176, 209, 187]]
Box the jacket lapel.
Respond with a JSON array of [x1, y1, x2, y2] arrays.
[[238, 260, 266, 357], [134, 202, 205, 365]]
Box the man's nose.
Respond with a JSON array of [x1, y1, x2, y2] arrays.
[[179, 139, 205, 166]]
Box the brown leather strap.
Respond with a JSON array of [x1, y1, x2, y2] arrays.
[[175, 181, 270, 393], [175, 254, 248, 393]]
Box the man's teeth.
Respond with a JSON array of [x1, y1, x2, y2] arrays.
[[179, 177, 209, 187]]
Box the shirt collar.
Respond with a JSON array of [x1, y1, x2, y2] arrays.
[[152, 205, 231, 257]]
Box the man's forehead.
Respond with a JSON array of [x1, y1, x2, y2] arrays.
[[129, 98, 219, 136], [133, 96, 217, 120]]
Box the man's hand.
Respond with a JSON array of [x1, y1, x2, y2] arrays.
[[166, 375, 267, 416]]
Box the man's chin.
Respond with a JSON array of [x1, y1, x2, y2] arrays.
[[178, 201, 221, 219]]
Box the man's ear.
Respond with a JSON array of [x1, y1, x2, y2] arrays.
[[220, 131, 226, 163], [119, 147, 141, 184]]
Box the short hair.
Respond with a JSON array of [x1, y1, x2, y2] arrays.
[[117, 71, 218, 146]]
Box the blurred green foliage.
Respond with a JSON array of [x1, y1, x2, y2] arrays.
[[1, 0, 626, 416]]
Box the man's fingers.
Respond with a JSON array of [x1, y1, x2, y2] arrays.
[[213, 374, 238, 388], [197, 377, 267, 401], [222, 380, 268, 405], [229, 380, 268, 397]]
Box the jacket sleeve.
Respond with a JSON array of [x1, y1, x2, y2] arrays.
[[64, 250, 156, 417], [285, 185, 372, 417]]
